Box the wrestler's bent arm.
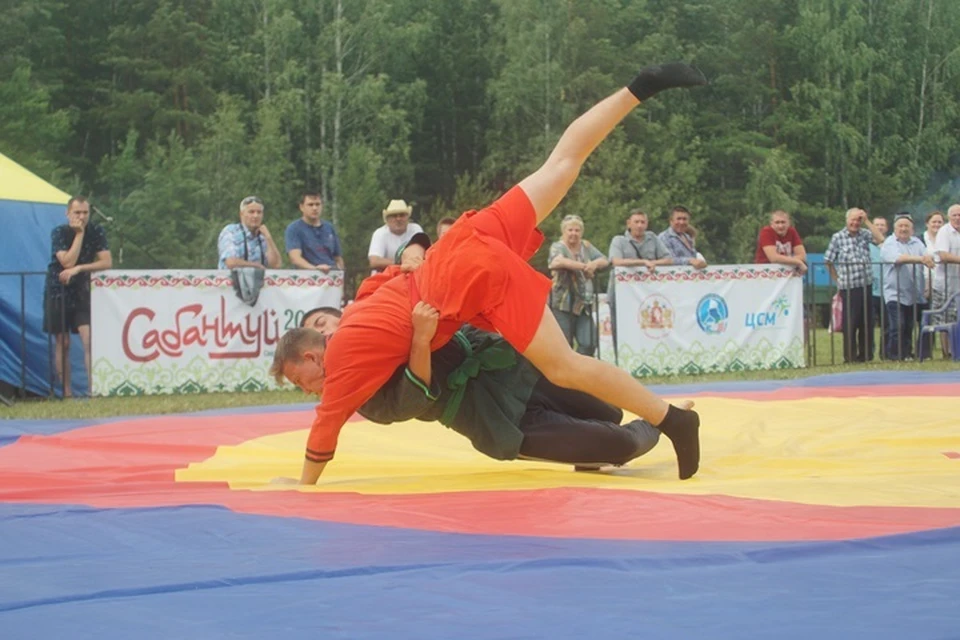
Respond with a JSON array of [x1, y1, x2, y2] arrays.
[[409, 302, 439, 384]]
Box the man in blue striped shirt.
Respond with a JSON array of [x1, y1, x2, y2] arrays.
[[659, 205, 707, 269], [217, 196, 282, 270], [880, 214, 934, 360]]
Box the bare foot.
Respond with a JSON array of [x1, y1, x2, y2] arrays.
[[677, 400, 695, 410]]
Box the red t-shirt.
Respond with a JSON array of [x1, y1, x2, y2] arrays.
[[755, 226, 803, 263]]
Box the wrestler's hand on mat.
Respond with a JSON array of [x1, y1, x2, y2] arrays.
[[412, 301, 439, 341]]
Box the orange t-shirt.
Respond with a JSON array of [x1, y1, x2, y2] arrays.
[[304, 187, 550, 462], [305, 275, 414, 462]]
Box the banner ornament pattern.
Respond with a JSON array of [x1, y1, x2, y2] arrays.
[[91, 270, 343, 396], [612, 265, 804, 376]]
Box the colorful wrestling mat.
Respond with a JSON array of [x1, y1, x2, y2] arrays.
[[1, 371, 958, 639]]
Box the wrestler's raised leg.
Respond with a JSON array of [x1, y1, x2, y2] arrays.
[[522, 307, 701, 479], [518, 63, 707, 225]]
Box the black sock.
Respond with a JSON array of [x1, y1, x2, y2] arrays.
[[655, 404, 701, 480], [628, 63, 707, 102]]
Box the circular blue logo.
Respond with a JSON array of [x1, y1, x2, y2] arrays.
[[696, 294, 729, 334]]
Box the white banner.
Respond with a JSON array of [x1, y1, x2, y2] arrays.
[[612, 265, 804, 376], [91, 270, 342, 396], [596, 292, 616, 364]]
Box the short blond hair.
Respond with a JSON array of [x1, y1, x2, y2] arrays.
[[560, 214, 584, 232], [269, 328, 326, 385]]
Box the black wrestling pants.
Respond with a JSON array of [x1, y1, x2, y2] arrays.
[[516, 377, 659, 466]]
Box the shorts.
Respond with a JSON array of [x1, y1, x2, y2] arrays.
[[43, 288, 91, 334], [415, 186, 552, 353], [931, 288, 959, 323]]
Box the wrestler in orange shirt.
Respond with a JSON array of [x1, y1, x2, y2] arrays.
[[271, 63, 708, 484]]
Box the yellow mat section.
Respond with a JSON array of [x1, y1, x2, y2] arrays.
[[177, 396, 960, 508]]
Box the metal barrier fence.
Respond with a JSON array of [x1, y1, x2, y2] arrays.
[[801, 260, 959, 365], [2, 261, 958, 403], [578, 261, 959, 368], [0, 271, 61, 402], [0, 267, 366, 402]]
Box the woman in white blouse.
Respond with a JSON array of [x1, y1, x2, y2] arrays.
[[921, 211, 946, 358]]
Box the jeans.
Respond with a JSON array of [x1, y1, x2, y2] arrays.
[[883, 301, 918, 360], [552, 307, 596, 356], [916, 302, 933, 360], [871, 295, 885, 359], [840, 285, 874, 363]]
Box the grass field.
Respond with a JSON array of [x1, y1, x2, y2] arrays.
[[3, 327, 955, 420]]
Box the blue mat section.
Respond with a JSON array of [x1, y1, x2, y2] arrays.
[[649, 369, 960, 395], [1, 503, 958, 640], [0, 417, 101, 447]]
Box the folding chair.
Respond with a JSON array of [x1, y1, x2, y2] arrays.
[[918, 291, 960, 362]]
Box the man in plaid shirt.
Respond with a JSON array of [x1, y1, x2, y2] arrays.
[[824, 208, 885, 362]]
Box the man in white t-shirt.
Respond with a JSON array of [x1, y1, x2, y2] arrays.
[[933, 203, 960, 326], [367, 199, 424, 272]]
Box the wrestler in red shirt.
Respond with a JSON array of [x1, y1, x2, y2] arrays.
[[272, 63, 708, 484]]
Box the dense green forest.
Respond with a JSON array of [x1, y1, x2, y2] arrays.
[[5, 0, 960, 271]]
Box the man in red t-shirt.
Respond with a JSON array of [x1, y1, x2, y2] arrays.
[[754, 210, 807, 273], [271, 63, 708, 485]]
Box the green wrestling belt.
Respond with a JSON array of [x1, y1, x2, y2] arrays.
[[440, 330, 517, 425]]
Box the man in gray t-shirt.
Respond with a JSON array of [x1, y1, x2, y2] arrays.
[[607, 209, 673, 354]]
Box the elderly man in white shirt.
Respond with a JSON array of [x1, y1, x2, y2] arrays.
[[933, 205, 960, 309], [931, 204, 960, 356]]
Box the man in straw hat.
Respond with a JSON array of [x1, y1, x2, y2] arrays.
[[272, 62, 708, 484], [368, 198, 424, 271]]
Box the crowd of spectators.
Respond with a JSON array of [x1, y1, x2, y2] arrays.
[[41, 194, 960, 393], [823, 205, 960, 362], [549, 204, 792, 356], [199, 195, 960, 364], [540, 202, 959, 362]]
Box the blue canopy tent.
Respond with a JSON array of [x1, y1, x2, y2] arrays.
[[0, 152, 87, 398]]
